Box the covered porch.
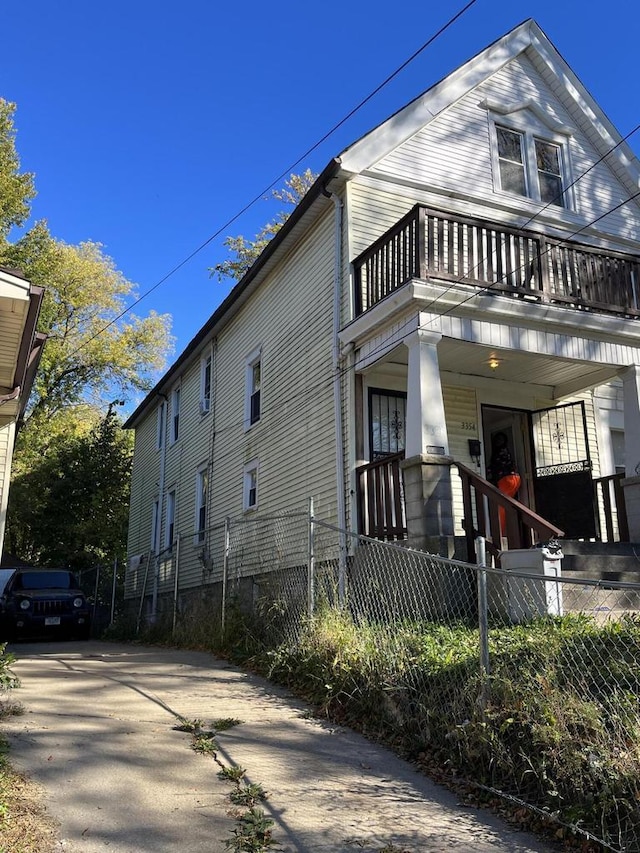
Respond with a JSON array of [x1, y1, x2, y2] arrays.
[[341, 208, 640, 558]]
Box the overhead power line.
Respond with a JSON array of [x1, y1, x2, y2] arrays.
[[67, 0, 479, 359]]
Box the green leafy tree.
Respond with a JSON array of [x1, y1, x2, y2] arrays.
[[210, 169, 317, 282], [0, 98, 173, 568], [7, 407, 132, 570], [0, 221, 172, 428], [0, 100, 35, 237]]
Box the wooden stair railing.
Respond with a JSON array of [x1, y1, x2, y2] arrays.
[[356, 452, 407, 541], [455, 461, 564, 564]]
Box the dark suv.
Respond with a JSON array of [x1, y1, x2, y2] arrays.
[[0, 568, 91, 640]]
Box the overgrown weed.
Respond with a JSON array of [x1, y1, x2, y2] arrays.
[[245, 608, 640, 849]]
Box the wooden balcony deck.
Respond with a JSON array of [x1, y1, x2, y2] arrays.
[[354, 205, 640, 318]]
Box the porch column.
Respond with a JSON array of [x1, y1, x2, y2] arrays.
[[400, 329, 454, 557], [621, 365, 640, 540], [405, 328, 449, 457]]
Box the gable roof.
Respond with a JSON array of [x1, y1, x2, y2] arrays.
[[125, 18, 640, 429], [339, 19, 640, 197]]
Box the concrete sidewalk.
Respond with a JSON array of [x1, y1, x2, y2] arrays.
[[3, 640, 556, 852]]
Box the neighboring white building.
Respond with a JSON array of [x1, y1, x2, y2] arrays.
[[124, 20, 640, 597], [0, 267, 45, 565]]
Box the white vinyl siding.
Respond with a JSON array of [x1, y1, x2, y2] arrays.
[[127, 208, 339, 594], [0, 421, 14, 564], [364, 52, 640, 246], [209, 207, 338, 532], [442, 385, 480, 537]]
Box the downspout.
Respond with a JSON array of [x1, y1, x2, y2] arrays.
[[152, 392, 169, 622], [324, 187, 348, 600], [0, 387, 20, 405]]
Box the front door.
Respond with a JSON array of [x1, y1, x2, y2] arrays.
[[530, 401, 597, 538]]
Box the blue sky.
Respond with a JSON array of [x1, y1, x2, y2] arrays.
[[3, 1, 638, 370]]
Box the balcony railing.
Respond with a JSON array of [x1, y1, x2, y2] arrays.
[[354, 205, 640, 318]]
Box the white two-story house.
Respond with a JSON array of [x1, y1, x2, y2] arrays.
[[124, 19, 640, 602]]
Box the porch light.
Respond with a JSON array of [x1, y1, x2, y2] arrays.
[[488, 356, 500, 370]]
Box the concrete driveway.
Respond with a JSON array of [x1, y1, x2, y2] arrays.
[[3, 640, 556, 853]]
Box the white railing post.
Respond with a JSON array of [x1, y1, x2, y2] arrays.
[[476, 535, 490, 711], [308, 497, 315, 618], [221, 517, 230, 638]]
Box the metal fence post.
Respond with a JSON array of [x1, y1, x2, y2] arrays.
[[136, 555, 151, 634], [110, 557, 118, 626], [308, 497, 315, 619], [476, 536, 490, 711], [172, 536, 181, 638], [92, 565, 101, 629], [221, 517, 230, 639]]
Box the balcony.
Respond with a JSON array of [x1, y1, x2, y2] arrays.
[[353, 205, 640, 318]]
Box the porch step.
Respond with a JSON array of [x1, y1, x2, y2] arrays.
[[560, 540, 640, 581]]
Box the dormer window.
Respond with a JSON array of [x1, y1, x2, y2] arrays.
[[495, 125, 566, 207]]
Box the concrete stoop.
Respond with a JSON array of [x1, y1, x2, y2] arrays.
[[560, 540, 640, 581]]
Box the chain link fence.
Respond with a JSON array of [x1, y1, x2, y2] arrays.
[[77, 560, 124, 635], [128, 511, 640, 851]]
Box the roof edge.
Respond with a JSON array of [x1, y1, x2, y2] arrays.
[[124, 158, 342, 429]]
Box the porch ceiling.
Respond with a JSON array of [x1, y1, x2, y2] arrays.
[[380, 338, 619, 398]]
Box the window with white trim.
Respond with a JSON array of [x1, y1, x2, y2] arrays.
[[156, 401, 166, 450], [494, 124, 567, 207], [244, 348, 262, 429], [195, 465, 209, 542], [171, 385, 181, 443], [243, 461, 258, 511], [165, 489, 176, 549], [200, 351, 212, 415]]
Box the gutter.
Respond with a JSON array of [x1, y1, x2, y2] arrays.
[[0, 387, 20, 406]]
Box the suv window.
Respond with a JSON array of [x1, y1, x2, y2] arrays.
[[13, 571, 76, 590]]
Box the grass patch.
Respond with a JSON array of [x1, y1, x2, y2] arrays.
[[242, 609, 640, 850], [0, 744, 60, 853], [0, 643, 59, 853]]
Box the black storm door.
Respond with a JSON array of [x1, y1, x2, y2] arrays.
[[530, 401, 596, 538]]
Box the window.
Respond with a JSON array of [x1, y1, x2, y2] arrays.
[[156, 401, 166, 450], [195, 466, 209, 542], [495, 125, 567, 207], [244, 348, 262, 429], [369, 389, 407, 460], [200, 351, 212, 415], [243, 461, 258, 511], [165, 489, 176, 549], [171, 385, 181, 443]]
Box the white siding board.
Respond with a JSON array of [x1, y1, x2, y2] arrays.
[[165, 209, 340, 590], [362, 53, 640, 248], [443, 385, 479, 536]]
